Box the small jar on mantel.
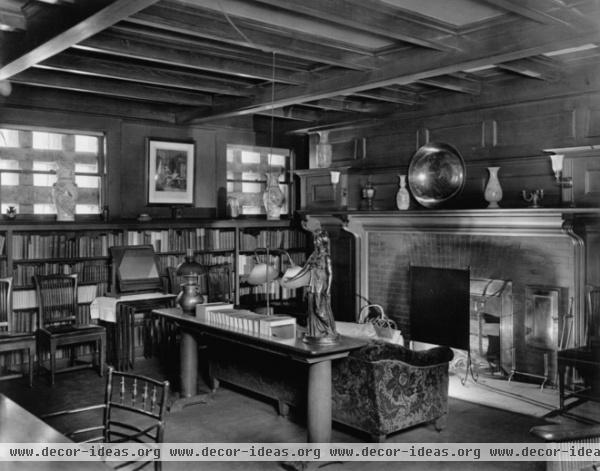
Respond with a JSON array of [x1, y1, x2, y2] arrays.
[[396, 174, 410, 210]]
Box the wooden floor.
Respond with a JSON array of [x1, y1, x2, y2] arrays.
[[0, 357, 549, 471]]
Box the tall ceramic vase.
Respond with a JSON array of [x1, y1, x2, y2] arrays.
[[263, 172, 285, 220], [53, 177, 78, 221], [484, 166, 502, 209]]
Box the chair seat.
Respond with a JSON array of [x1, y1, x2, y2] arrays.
[[0, 332, 36, 340], [41, 325, 106, 335], [0, 333, 35, 353]]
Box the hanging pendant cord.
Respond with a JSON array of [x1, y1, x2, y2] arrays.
[[265, 51, 276, 315]]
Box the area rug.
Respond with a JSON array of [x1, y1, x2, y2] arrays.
[[448, 371, 559, 418]]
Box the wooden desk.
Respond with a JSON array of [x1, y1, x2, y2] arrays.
[[91, 294, 176, 370], [0, 394, 108, 470], [152, 307, 366, 442]]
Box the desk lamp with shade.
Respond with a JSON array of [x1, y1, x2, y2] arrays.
[[246, 248, 309, 315]]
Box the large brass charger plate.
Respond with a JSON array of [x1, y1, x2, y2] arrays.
[[408, 142, 466, 208]]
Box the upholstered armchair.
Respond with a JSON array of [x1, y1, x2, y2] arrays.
[[332, 341, 454, 442]]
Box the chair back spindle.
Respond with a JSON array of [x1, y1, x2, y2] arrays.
[[105, 368, 170, 446], [35, 274, 79, 331]]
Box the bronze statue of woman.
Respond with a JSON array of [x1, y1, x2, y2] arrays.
[[283, 227, 339, 344]]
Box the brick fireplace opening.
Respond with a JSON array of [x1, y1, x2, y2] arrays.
[[369, 231, 574, 383]]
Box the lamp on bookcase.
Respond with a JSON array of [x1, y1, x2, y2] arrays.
[[176, 248, 204, 281], [246, 248, 278, 315], [175, 248, 205, 294], [246, 248, 308, 315]]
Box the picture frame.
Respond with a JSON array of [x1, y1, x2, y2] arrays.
[[146, 138, 195, 205]]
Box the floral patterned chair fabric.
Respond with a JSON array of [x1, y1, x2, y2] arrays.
[[332, 341, 454, 442]]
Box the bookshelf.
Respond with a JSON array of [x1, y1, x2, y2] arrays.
[[0, 218, 308, 372]]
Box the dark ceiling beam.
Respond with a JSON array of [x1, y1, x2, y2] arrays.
[[351, 89, 421, 106], [418, 75, 482, 94], [109, 23, 309, 72], [480, 0, 589, 28], [128, 3, 376, 71], [178, 19, 600, 123], [0, 0, 161, 80], [225, 0, 462, 52], [256, 107, 325, 122], [303, 98, 385, 113], [75, 31, 306, 84], [11, 68, 213, 106], [4, 84, 178, 123], [37, 52, 253, 95], [0, 1, 26, 31], [36, 0, 76, 4], [496, 56, 561, 80]]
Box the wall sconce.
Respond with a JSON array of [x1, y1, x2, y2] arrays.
[[549, 154, 574, 207], [330, 170, 341, 195]]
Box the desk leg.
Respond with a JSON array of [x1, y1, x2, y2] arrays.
[[169, 330, 209, 412], [559, 360, 565, 410], [180, 331, 197, 398], [306, 360, 332, 443]]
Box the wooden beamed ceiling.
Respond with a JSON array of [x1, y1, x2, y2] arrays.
[[0, 0, 599, 131]]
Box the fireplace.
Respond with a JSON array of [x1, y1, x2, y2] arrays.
[[307, 208, 597, 384]]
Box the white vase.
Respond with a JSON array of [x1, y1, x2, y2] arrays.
[[53, 177, 78, 221], [484, 167, 502, 209], [396, 174, 410, 210], [263, 172, 285, 220]]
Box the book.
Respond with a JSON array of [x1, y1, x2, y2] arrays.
[[195, 302, 234, 321], [258, 315, 296, 339]]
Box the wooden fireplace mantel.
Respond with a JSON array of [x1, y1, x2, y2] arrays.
[[301, 207, 600, 234]]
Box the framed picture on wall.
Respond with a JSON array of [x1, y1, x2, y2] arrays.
[[146, 138, 195, 205]]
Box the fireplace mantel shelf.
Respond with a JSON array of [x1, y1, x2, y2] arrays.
[[300, 207, 600, 233], [300, 207, 600, 217]]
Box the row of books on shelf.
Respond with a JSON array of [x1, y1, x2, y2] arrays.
[[195, 303, 296, 339], [239, 229, 307, 251], [12, 233, 124, 259], [12, 261, 110, 287], [4, 228, 307, 261], [128, 228, 236, 252], [13, 284, 99, 310]]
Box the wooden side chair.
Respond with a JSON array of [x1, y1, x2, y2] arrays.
[[206, 263, 233, 303], [0, 277, 36, 387], [34, 274, 106, 385], [43, 367, 170, 471]]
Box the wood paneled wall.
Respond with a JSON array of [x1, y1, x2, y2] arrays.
[[307, 62, 600, 211]]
